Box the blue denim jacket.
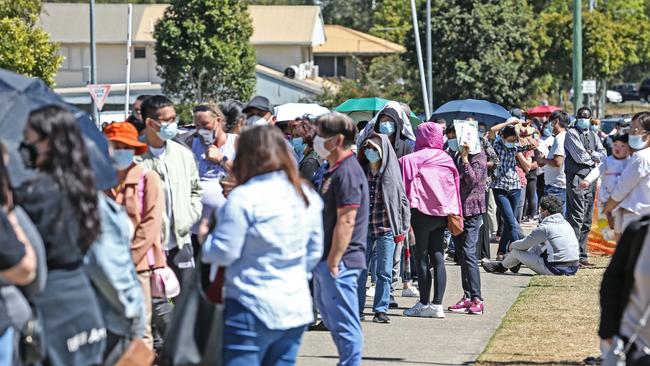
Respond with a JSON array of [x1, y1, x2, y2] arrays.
[[202, 171, 323, 330], [84, 193, 145, 338]]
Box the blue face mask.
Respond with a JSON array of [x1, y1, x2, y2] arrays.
[[291, 137, 306, 156], [504, 141, 516, 149], [156, 122, 179, 141], [379, 121, 396, 135], [447, 138, 459, 152], [112, 149, 135, 170], [576, 118, 590, 130], [629, 135, 647, 150], [364, 148, 381, 163], [589, 124, 599, 132], [543, 127, 552, 137]]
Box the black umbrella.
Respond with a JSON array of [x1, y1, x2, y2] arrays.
[[0, 68, 116, 190]]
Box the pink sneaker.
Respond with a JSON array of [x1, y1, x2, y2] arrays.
[[447, 297, 471, 313], [468, 298, 484, 315]]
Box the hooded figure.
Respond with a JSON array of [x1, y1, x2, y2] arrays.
[[357, 133, 410, 321], [356, 101, 416, 158], [400, 122, 462, 217], [359, 134, 411, 240]]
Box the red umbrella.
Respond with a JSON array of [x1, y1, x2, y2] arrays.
[[527, 105, 561, 117]]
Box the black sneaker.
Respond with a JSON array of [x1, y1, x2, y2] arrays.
[[389, 295, 399, 309], [308, 321, 329, 331], [373, 312, 391, 324], [510, 264, 521, 274], [482, 261, 507, 273]]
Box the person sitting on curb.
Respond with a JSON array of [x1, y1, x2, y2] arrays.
[[482, 196, 580, 276]]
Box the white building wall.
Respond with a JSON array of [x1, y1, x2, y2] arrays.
[[254, 45, 309, 72]]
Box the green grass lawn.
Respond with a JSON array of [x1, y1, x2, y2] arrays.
[[476, 256, 610, 366]]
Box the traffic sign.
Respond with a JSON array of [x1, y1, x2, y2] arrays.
[[582, 80, 597, 95], [87, 84, 112, 111]]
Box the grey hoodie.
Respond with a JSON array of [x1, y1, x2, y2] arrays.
[[510, 213, 580, 264], [360, 133, 411, 238]]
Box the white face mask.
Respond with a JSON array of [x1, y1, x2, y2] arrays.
[[313, 135, 333, 159], [246, 115, 268, 126], [197, 128, 215, 145]]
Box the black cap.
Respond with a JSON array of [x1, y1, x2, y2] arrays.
[[243, 95, 273, 114]]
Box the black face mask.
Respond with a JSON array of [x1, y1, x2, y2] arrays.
[[19, 141, 39, 169]]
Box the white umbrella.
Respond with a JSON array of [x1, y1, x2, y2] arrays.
[[274, 103, 330, 122]]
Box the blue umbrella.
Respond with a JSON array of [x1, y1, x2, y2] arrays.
[[430, 99, 512, 126], [0, 68, 116, 190]]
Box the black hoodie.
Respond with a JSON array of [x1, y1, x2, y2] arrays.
[[373, 107, 413, 159]]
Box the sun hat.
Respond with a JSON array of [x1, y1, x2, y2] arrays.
[[103, 122, 148, 155]]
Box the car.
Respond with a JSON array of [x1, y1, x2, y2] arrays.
[[611, 83, 640, 102], [640, 78, 650, 102], [569, 88, 623, 103], [606, 90, 623, 103]]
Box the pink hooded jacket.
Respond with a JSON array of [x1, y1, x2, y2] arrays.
[[398, 122, 462, 217]]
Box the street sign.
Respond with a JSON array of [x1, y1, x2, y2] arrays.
[[582, 80, 597, 95], [87, 84, 112, 111]]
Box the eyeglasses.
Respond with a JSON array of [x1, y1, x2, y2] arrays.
[[152, 117, 179, 125]]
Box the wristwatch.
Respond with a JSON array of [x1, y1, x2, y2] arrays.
[[220, 156, 229, 166]]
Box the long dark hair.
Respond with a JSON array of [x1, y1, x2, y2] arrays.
[[0, 142, 13, 210], [232, 126, 309, 206], [28, 106, 100, 250]]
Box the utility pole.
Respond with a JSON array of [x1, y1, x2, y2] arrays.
[[426, 0, 433, 114], [410, 0, 430, 118], [90, 0, 99, 125], [572, 0, 583, 114], [124, 4, 133, 117]]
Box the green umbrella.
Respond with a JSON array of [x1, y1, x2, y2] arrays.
[[335, 97, 422, 127]]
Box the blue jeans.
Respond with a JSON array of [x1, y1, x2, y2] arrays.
[[493, 188, 521, 255], [0, 327, 13, 366], [313, 260, 363, 366], [223, 299, 305, 366], [358, 232, 395, 314], [544, 185, 567, 215], [457, 215, 483, 300]]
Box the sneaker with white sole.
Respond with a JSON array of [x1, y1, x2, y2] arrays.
[[447, 297, 471, 313], [429, 304, 445, 318], [366, 285, 375, 297], [403, 302, 430, 317], [402, 286, 420, 298], [468, 298, 484, 315]]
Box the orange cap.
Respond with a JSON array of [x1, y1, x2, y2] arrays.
[[103, 122, 148, 155]]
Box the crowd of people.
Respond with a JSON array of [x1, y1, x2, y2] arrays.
[[1, 92, 650, 366]]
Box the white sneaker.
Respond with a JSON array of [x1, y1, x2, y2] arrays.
[[403, 302, 429, 317], [402, 286, 420, 298], [366, 285, 375, 297], [429, 304, 445, 318]]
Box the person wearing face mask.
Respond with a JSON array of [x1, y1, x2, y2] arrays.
[[180, 104, 238, 250], [135, 95, 203, 351], [483, 196, 579, 276], [312, 112, 369, 366], [564, 107, 607, 267], [356, 134, 410, 324], [537, 111, 568, 213], [243, 95, 276, 127], [445, 124, 488, 315], [289, 119, 321, 183], [126, 94, 150, 135], [604, 112, 650, 233], [489, 118, 527, 260], [103, 122, 166, 349], [373, 106, 415, 159]]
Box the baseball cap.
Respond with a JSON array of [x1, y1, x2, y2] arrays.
[[243, 96, 273, 114]]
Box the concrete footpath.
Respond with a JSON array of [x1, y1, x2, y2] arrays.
[[297, 246, 533, 365]]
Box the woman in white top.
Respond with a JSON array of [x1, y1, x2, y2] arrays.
[[605, 112, 650, 232]]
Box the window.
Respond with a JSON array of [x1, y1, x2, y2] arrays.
[[315, 56, 347, 77], [134, 47, 146, 59]]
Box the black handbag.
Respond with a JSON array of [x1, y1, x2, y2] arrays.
[[161, 260, 224, 366]]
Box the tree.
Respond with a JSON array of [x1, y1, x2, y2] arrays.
[[0, 0, 62, 85], [154, 0, 256, 103], [320, 0, 374, 32], [368, 0, 414, 45], [405, 0, 543, 109]]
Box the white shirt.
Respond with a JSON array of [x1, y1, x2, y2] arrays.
[[537, 135, 554, 176], [611, 147, 650, 215], [583, 155, 630, 204], [544, 131, 566, 189]]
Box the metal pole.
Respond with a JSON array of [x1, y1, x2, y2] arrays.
[[572, 0, 583, 114], [90, 0, 99, 125], [124, 4, 133, 116], [426, 0, 433, 113], [410, 0, 430, 118]]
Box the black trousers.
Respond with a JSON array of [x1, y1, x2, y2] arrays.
[[566, 173, 596, 260], [410, 209, 447, 305]]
